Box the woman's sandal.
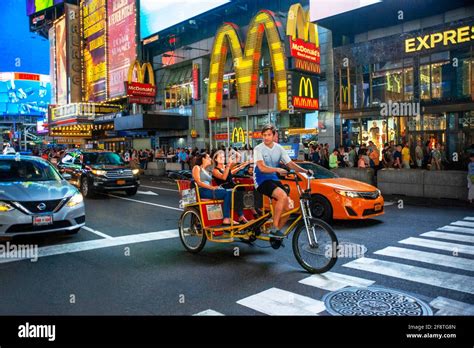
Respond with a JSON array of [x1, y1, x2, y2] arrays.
[[223, 220, 240, 226], [239, 217, 249, 224]]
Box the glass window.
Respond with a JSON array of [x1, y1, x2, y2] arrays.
[[419, 64, 431, 100], [0, 159, 62, 182], [403, 67, 414, 101], [431, 60, 451, 99], [165, 82, 193, 109], [340, 68, 350, 109]]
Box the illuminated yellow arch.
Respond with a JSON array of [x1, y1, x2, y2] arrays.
[[127, 60, 155, 86], [207, 10, 288, 119], [286, 3, 319, 47]]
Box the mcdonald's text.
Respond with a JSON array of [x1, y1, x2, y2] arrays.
[[289, 38, 320, 63], [125, 82, 156, 97]]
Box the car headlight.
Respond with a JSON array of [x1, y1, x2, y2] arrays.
[[0, 202, 14, 212], [132, 169, 140, 175], [91, 169, 107, 176], [67, 192, 84, 207], [335, 190, 361, 198]]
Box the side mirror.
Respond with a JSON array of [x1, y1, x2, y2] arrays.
[[63, 173, 72, 180]]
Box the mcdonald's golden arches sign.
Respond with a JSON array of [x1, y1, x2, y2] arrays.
[[231, 127, 246, 143], [207, 3, 320, 119], [287, 72, 319, 110], [125, 60, 156, 104]]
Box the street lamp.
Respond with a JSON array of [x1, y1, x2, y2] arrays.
[[182, 46, 209, 52]]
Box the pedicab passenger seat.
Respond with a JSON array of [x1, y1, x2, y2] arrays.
[[176, 180, 224, 205]]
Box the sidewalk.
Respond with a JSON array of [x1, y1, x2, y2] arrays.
[[384, 194, 472, 208]]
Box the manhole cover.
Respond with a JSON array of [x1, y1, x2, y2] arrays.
[[323, 286, 433, 316]]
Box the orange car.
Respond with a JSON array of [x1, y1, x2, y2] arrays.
[[234, 161, 384, 221]]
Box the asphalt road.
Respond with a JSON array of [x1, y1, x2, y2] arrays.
[[0, 176, 473, 316]]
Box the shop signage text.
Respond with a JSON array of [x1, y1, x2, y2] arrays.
[[52, 103, 121, 119], [192, 64, 200, 101], [125, 60, 156, 104], [286, 4, 320, 75], [405, 25, 474, 53]]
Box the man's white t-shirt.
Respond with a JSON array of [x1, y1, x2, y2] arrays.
[[253, 142, 291, 187]]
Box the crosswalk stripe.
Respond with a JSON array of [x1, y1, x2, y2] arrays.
[[343, 257, 474, 294], [398, 237, 474, 255], [236, 287, 326, 315], [452, 221, 474, 228], [438, 225, 474, 235], [420, 231, 474, 244], [464, 217, 474, 221], [299, 271, 375, 291], [374, 246, 474, 272], [430, 297, 474, 316], [194, 309, 225, 316], [0, 229, 179, 264]]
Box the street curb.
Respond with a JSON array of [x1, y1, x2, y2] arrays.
[[384, 194, 472, 208]]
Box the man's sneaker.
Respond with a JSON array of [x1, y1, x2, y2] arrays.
[[267, 227, 285, 239]]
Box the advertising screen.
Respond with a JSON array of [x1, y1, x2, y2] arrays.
[[83, 0, 107, 102], [310, 0, 381, 22], [37, 119, 48, 134], [0, 73, 51, 116], [55, 16, 67, 105], [26, 0, 63, 16], [140, 0, 231, 39], [108, 0, 137, 98]]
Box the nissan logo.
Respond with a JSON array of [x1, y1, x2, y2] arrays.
[[120, 170, 124, 174], [37, 203, 47, 211]]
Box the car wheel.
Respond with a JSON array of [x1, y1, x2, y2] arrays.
[[81, 177, 95, 198], [310, 195, 333, 222], [126, 187, 138, 196]]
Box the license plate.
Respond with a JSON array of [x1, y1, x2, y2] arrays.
[[374, 204, 382, 212], [117, 180, 126, 185], [33, 215, 53, 226]]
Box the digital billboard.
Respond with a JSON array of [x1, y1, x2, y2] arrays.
[[26, 0, 63, 16], [55, 16, 67, 105], [140, 0, 231, 39], [0, 72, 51, 116], [82, 0, 107, 102], [310, 0, 381, 22], [108, 0, 137, 98]]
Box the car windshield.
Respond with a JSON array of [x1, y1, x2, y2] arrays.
[[83, 152, 124, 165], [0, 159, 63, 182], [297, 162, 338, 179]]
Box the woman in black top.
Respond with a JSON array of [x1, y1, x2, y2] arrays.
[[212, 150, 250, 223]]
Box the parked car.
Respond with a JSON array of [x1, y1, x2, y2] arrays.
[[57, 150, 140, 198], [0, 155, 85, 237], [234, 161, 384, 221]]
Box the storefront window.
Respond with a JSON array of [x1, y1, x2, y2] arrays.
[[423, 114, 447, 131], [165, 82, 193, 109], [371, 61, 403, 105], [403, 66, 414, 101], [223, 73, 237, 100]]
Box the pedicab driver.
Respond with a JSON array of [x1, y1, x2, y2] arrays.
[[254, 124, 313, 239]]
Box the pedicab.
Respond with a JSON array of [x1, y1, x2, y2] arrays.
[[176, 170, 338, 273]]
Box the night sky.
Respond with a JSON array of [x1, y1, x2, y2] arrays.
[[0, 0, 50, 75]]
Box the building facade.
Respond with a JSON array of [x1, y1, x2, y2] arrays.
[[317, 0, 474, 168]]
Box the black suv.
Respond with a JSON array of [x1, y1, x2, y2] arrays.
[[58, 151, 140, 198]]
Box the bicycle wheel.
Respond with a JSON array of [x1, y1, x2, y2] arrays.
[[292, 217, 338, 274], [179, 208, 207, 253]]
